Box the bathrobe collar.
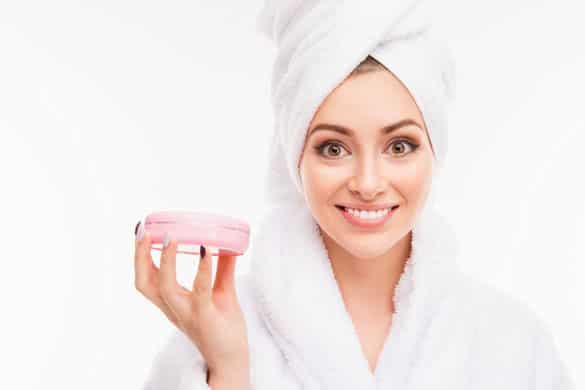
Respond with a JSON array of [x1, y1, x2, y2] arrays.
[[249, 197, 461, 390]]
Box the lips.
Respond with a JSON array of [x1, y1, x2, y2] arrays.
[[335, 203, 398, 211], [334, 205, 399, 212], [335, 204, 399, 228]]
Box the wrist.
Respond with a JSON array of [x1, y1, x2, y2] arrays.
[[207, 364, 250, 390]]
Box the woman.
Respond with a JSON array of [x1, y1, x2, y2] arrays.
[[134, 1, 574, 389]]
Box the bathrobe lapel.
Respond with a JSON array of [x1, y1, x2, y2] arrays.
[[249, 200, 461, 390]]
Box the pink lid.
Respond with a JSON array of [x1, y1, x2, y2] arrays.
[[145, 210, 249, 234], [143, 210, 250, 256]]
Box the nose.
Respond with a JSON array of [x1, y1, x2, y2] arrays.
[[347, 157, 386, 199]]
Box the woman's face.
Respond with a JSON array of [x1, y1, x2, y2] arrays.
[[298, 69, 435, 260]]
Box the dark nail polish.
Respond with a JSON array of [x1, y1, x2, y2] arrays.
[[134, 221, 141, 236], [200, 245, 206, 258]]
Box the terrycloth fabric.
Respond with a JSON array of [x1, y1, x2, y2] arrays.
[[141, 205, 575, 389], [141, 0, 575, 389], [257, 0, 455, 207]]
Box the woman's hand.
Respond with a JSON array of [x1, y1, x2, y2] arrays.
[[133, 224, 250, 378]]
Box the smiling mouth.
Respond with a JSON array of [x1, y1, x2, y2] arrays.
[[334, 205, 399, 212], [334, 204, 399, 228]]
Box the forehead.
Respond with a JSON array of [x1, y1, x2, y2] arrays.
[[309, 70, 424, 132]]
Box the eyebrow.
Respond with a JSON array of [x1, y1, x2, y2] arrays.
[[308, 118, 422, 138]]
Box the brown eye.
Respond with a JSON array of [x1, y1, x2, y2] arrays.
[[388, 140, 419, 156], [315, 142, 348, 158]]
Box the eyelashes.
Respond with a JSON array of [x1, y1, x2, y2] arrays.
[[313, 139, 420, 159]]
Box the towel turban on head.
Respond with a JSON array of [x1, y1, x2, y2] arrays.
[[246, 6, 461, 386], [256, 0, 456, 210]]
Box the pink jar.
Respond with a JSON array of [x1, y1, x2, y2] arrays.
[[141, 210, 250, 256]]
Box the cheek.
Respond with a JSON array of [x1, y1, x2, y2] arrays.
[[302, 163, 337, 200], [389, 157, 433, 199], [300, 158, 349, 215]]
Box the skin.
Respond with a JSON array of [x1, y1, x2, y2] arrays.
[[297, 69, 436, 373], [134, 231, 250, 389], [133, 67, 436, 382]]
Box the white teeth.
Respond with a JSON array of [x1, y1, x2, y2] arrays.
[[345, 207, 391, 219]]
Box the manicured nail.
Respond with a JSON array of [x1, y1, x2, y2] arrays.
[[134, 221, 141, 236], [200, 245, 206, 258], [163, 232, 171, 248], [136, 222, 145, 242]]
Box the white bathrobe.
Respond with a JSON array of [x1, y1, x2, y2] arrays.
[[141, 203, 575, 390], [141, 0, 574, 388]]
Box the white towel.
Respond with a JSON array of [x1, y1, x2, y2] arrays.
[[142, 2, 575, 387], [248, 0, 461, 388], [255, 0, 456, 208]]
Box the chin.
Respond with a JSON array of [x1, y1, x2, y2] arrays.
[[349, 237, 399, 258], [347, 248, 390, 261], [326, 229, 397, 258]]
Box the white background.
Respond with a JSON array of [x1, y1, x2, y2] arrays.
[[0, 1, 583, 388]]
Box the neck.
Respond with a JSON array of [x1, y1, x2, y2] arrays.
[[322, 230, 412, 317]]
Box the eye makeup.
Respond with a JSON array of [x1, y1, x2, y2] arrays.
[[313, 137, 420, 159]]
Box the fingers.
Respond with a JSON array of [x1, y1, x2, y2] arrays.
[[135, 229, 182, 327], [159, 233, 191, 323], [134, 224, 157, 296], [214, 253, 237, 295], [211, 253, 239, 312], [135, 225, 227, 332], [192, 245, 213, 312]]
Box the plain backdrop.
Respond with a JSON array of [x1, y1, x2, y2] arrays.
[[0, 1, 583, 389]]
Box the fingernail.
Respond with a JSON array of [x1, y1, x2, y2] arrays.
[[136, 221, 145, 242], [200, 245, 206, 258], [163, 232, 171, 248], [134, 221, 141, 236]]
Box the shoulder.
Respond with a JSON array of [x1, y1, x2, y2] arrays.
[[451, 272, 574, 388], [454, 272, 548, 341], [457, 272, 537, 316]]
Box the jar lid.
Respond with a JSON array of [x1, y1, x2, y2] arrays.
[[144, 210, 250, 234]]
